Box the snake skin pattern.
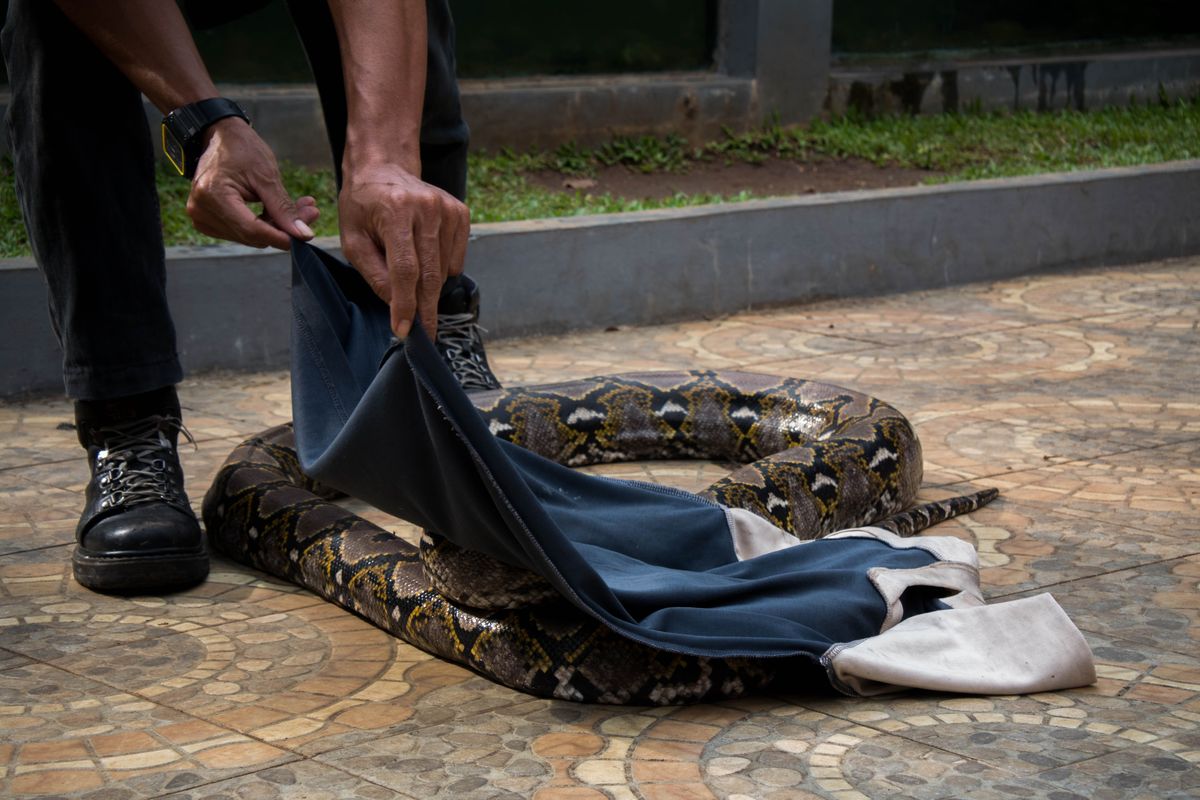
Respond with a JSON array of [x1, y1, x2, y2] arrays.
[[203, 370, 997, 704]]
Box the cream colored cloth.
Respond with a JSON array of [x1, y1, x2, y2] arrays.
[[722, 519, 1096, 696], [821, 527, 1095, 696]]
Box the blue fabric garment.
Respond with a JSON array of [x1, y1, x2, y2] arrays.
[[289, 241, 947, 661]]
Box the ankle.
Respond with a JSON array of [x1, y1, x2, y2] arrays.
[[75, 386, 181, 448]]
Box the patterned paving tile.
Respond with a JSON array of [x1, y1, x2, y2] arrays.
[[783, 632, 1200, 797], [742, 300, 1034, 347], [0, 608, 534, 771], [0, 257, 1196, 798], [698, 706, 1080, 800], [46, 602, 525, 759], [0, 472, 78, 556], [0, 646, 32, 671], [160, 758, 409, 799], [0, 663, 296, 798], [0, 396, 78, 469], [0, 543, 79, 605], [994, 261, 1200, 320], [1076, 308, 1200, 353], [785, 272, 1075, 328], [913, 412, 1132, 485], [315, 699, 750, 800], [773, 320, 1144, 393], [487, 339, 683, 388], [1014, 556, 1200, 660], [551, 318, 876, 368], [178, 370, 292, 430], [0, 548, 523, 761], [0, 548, 329, 661], [1084, 631, 1200, 712], [842, 698, 1172, 775], [911, 394, 1200, 484], [908, 489, 1195, 598], [1064, 312, 1200, 394], [312, 683, 1200, 800], [1036, 741, 1200, 800], [580, 460, 741, 496], [986, 440, 1200, 540]]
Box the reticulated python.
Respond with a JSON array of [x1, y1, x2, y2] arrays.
[[202, 370, 995, 705]]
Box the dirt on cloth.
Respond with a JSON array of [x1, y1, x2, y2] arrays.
[[526, 157, 942, 201]]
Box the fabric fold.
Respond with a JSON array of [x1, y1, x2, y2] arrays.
[[825, 594, 1097, 696], [286, 240, 1095, 693]]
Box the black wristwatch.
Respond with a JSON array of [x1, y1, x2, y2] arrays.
[[161, 97, 250, 179]]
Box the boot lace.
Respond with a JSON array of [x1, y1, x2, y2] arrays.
[[435, 312, 502, 391], [92, 416, 195, 511]]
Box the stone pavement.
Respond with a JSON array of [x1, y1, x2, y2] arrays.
[[0, 256, 1197, 799]]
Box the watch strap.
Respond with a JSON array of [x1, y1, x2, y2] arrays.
[[162, 97, 250, 178]]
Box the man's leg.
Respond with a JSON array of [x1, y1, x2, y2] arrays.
[[286, 0, 501, 390], [3, 0, 206, 591]]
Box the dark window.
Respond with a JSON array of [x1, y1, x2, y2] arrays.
[[452, 0, 716, 78], [833, 1, 1200, 59], [0, 1, 715, 85]]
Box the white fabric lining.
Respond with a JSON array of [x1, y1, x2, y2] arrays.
[[825, 526, 980, 567], [721, 514, 1095, 697], [824, 593, 1096, 696], [867, 561, 984, 633], [724, 507, 804, 560]]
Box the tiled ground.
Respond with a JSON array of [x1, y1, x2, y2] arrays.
[[1, 256, 1198, 799]]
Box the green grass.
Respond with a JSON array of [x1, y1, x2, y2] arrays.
[[0, 160, 28, 258], [466, 145, 753, 223], [2, 98, 1198, 257], [803, 99, 1200, 179]]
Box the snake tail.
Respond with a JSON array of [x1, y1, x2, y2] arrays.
[[873, 488, 1000, 537]]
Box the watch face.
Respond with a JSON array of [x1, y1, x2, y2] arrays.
[[161, 125, 187, 176]]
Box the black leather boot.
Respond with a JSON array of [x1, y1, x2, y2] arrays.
[[435, 275, 502, 391], [72, 386, 208, 592]]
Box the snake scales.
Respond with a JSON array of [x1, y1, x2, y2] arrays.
[[202, 370, 996, 705]]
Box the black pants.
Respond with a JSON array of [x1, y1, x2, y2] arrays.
[[2, 0, 469, 400]]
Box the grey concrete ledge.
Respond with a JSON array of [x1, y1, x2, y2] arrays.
[[0, 72, 757, 167], [2, 160, 1198, 397], [220, 71, 760, 159], [828, 48, 1200, 116], [459, 72, 755, 150]]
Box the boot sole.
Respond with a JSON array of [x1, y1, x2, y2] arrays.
[[72, 548, 209, 593]]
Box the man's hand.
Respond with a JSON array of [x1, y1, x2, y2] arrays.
[[339, 164, 468, 339], [325, 0, 463, 340], [48, 2, 319, 253], [187, 118, 319, 251]]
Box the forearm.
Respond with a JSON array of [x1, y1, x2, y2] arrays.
[[52, 0, 217, 113], [326, 0, 427, 176], [325, 0, 466, 338]]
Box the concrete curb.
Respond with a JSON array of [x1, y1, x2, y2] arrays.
[[827, 48, 1200, 116], [3, 161, 1198, 397]]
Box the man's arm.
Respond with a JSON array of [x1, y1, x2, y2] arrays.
[[51, 0, 318, 250], [326, 0, 469, 339]]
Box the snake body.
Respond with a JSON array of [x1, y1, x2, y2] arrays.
[[203, 370, 996, 704]]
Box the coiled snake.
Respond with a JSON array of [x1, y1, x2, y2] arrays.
[[202, 370, 996, 705]]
